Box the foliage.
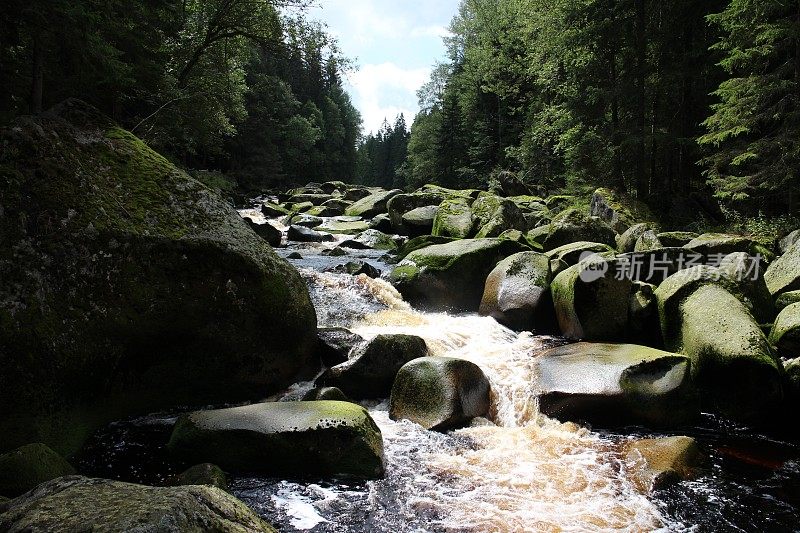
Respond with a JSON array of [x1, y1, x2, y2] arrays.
[[356, 114, 410, 188]]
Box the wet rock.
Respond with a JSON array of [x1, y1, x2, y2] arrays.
[[617, 223, 652, 253], [390, 357, 491, 431], [345, 189, 402, 218], [288, 214, 323, 228], [535, 343, 697, 427], [624, 436, 704, 492], [173, 463, 228, 491], [329, 261, 381, 278], [543, 209, 617, 251], [168, 401, 385, 479], [347, 229, 398, 251], [320, 334, 429, 399], [0, 476, 275, 532], [432, 196, 477, 239], [472, 194, 527, 238], [389, 238, 528, 312], [656, 271, 782, 422], [287, 200, 314, 213], [551, 255, 633, 341], [243, 218, 282, 247], [315, 219, 371, 235], [288, 194, 332, 206], [656, 231, 699, 248], [321, 246, 348, 257], [0, 444, 75, 498], [765, 240, 800, 297], [769, 303, 800, 357], [479, 251, 556, 332], [0, 101, 318, 454], [287, 225, 335, 242], [261, 201, 291, 218], [546, 241, 615, 267], [287, 251, 303, 259], [320, 199, 349, 215], [317, 327, 364, 367], [302, 387, 350, 402], [369, 213, 394, 233]]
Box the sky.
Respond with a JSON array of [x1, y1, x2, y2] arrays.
[[307, 0, 461, 135]]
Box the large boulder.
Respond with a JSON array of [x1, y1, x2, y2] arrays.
[[769, 303, 800, 357], [320, 334, 429, 399], [684, 233, 760, 259], [543, 209, 617, 251], [779, 230, 800, 254], [261, 201, 291, 218], [0, 444, 75, 498], [472, 194, 527, 238], [765, 241, 800, 296], [386, 191, 446, 235], [348, 229, 398, 251], [656, 273, 782, 421], [315, 219, 371, 235], [316, 327, 364, 367], [173, 463, 228, 491], [545, 241, 615, 267], [396, 235, 456, 260], [389, 357, 490, 431], [243, 218, 282, 247], [617, 223, 652, 253], [401, 206, 440, 236], [623, 437, 704, 492], [718, 252, 775, 322], [535, 343, 697, 427], [550, 256, 633, 341], [479, 251, 556, 332], [344, 189, 402, 218], [389, 239, 528, 312], [0, 476, 276, 532], [431, 197, 476, 239], [167, 401, 385, 479], [776, 290, 800, 312], [0, 101, 318, 454], [590, 187, 655, 233]]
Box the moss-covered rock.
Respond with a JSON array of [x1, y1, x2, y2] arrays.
[[0, 101, 318, 454], [472, 194, 527, 238], [634, 230, 663, 252], [479, 251, 556, 332], [395, 235, 456, 260], [769, 303, 800, 357], [628, 281, 661, 346], [525, 225, 551, 249], [173, 463, 228, 491], [779, 230, 800, 254], [343, 229, 397, 251], [319, 334, 429, 399], [655, 278, 782, 422], [344, 189, 402, 218], [550, 256, 633, 341], [543, 209, 617, 251], [242, 217, 282, 247], [684, 233, 760, 258], [167, 401, 385, 479], [0, 444, 75, 498], [545, 241, 615, 267], [389, 357, 490, 430], [776, 290, 800, 312], [401, 205, 440, 236], [389, 239, 527, 312], [623, 436, 704, 492], [432, 196, 477, 239], [261, 201, 291, 218], [0, 476, 275, 532], [386, 191, 446, 235], [590, 187, 656, 233], [719, 252, 775, 323], [656, 231, 699, 248], [302, 387, 350, 402], [289, 213, 324, 228], [617, 248, 700, 286], [315, 219, 371, 235], [617, 223, 652, 253], [544, 195, 575, 212], [328, 260, 381, 278], [765, 241, 800, 297], [535, 343, 697, 427]]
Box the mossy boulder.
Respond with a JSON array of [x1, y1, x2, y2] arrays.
[[479, 252, 556, 332], [390, 357, 490, 430], [304, 205, 339, 218], [765, 241, 800, 296], [320, 334, 429, 399], [543, 209, 617, 251], [550, 256, 633, 341], [344, 189, 402, 218], [776, 290, 800, 312], [590, 187, 656, 233], [545, 241, 615, 267], [545, 195, 575, 212], [655, 277, 782, 422], [173, 463, 228, 492], [634, 230, 663, 252], [302, 387, 350, 402], [618, 248, 701, 286], [396, 235, 456, 260], [623, 436, 704, 492], [0, 476, 275, 532], [0, 101, 318, 454], [769, 303, 800, 357], [684, 233, 760, 259], [617, 223, 652, 253], [472, 194, 527, 238], [389, 239, 527, 312], [432, 196, 477, 239], [288, 193, 332, 205], [386, 191, 446, 235], [525, 225, 551, 249], [535, 343, 697, 427], [718, 252, 775, 322], [401, 205, 440, 236], [243, 218, 282, 247], [779, 230, 800, 254], [0, 444, 75, 498], [315, 219, 371, 235], [349, 229, 398, 251], [657, 231, 699, 248], [261, 201, 291, 218], [167, 401, 385, 479], [289, 213, 324, 228], [628, 281, 661, 346]]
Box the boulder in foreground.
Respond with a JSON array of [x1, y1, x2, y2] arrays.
[[624, 436, 704, 492], [0, 444, 74, 498], [167, 401, 385, 479]]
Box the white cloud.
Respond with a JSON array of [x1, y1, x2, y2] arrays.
[[410, 25, 452, 39], [347, 62, 431, 134]]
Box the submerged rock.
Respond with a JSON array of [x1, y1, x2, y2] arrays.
[[535, 343, 697, 427], [0, 444, 75, 498], [320, 334, 429, 399], [390, 357, 490, 431], [624, 436, 704, 492], [173, 463, 228, 492], [329, 261, 381, 278], [0, 101, 318, 454], [0, 476, 275, 532], [167, 401, 385, 479]]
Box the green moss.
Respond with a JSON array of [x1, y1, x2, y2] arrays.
[[0, 443, 75, 498]]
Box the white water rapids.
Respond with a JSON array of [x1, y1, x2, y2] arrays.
[[260, 267, 676, 532]]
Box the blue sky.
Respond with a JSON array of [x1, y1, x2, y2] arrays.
[[307, 0, 461, 135]]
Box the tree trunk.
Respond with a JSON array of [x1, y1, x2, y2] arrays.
[[634, 0, 648, 199], [30, 29, 44, 114]]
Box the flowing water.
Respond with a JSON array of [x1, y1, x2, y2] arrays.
[[76, 214, 800, 532]]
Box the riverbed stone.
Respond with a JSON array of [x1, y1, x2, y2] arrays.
[[302, 387, 350, 402], [765, 241, 800, 296], [0, 444, 75, 498], [349, 229, 398, 251], [344, 189, 402, 218], [396, 235, 457, 260], [624, 436, 704, 492], [386, 191, 446, 235], [479, 251, 556, 332], [769, 303, 800, 357], [0, 476, 275, 532], [543, 209, 617, 251], [261, 201, 291, 218], [173, 463, 228, 491], [0, 101, 318, 455], [167, 401, 385, 479], [315, 219, 371, 235], [390, 357, 491, 430], [287, 224, 335, 242], [317, 327, 364, 367], [472, 194, 527, 238], [389, 238, 527, 312], [401, 205, 440, 236], [535, 343, 697, 427], [320, 334, 429, 399], [243, 218, 282, 247]]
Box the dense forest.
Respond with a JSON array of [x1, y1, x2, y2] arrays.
[[0, 0, 361, 193]]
